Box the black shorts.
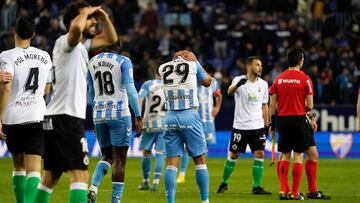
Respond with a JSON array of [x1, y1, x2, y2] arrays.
[[3, 123, 43, 156], [43, 115, 89, 172], [228, 128, 266, 153], [278, 115, 309, 153]]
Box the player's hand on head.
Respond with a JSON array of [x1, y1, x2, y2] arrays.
[[95, 7, 109, 21], [236, 78, 247, 88], [135, 117, 143, 138], [80, 6, 100, 16], [173, 50, 197, 61]]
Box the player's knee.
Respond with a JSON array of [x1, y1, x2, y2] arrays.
[[193, 154, 206, 165], [254, 151, 264, 159], [229, 152, 238, 159], [306, 147, 319, 161], [42, 171, 61, 188]]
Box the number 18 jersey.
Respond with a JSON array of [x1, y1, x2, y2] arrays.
[[139, 79, 166, 131], [158, 57, 207, 111], [88, 52, 133, 121], [0, 47, 52, 125]]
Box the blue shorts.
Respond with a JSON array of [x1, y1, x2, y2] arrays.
[[94, 116, 132, 148], [164, 109, 207, 157], [140, 131, 165, 152], [203, 121, 216, 144]]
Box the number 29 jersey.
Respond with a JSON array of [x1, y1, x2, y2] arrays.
[[139, 79, 166, 131], [158, 57, 207, 111], [0, 47, 52, 125], [88, 52, 133, 121]]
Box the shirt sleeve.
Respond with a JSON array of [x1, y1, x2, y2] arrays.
[[0, 52, 14, 75], [269, 80, 277, 95], [122, 58, 141, 117], [230, 76, 240, 87], [46, 54, 53, 83], [138, 82, 149, 100], [87, 72, 95, 107], [196, 62, 207, 82], [262, 82, 269, 104], [304, 77, 313, 95]]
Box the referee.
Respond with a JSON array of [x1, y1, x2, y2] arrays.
[[269, 46, 314, 200]]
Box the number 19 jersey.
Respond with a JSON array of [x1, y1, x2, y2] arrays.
[[0, 47, 52, 125], [88, 52, 133, 121], [139, 79, 166, 131], [158, 57, 207, 111]]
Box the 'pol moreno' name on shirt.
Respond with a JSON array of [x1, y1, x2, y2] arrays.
[[14, 54, 48, 66]]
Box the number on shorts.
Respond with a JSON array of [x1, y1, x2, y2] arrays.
[[233, 132, 241, 143], [80, 137, 89, 153]]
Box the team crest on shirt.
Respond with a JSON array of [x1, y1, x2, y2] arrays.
[[330, 133, 352, 159]]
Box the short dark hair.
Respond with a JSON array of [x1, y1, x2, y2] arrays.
[[63, 0, 90, 31], [246, 56, 262, 65], [286, 46, 304, 67], [202, 62, 215, 74], [15, 16, 35, 39]]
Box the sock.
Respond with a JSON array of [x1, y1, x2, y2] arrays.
[[221, 157, 236, 184], [180, 152, 190, 175], [91, 160, 111, 187], [34, 184, 53, 203], [305, 160, 317, 193], [278, 160, 290, 193], [164, 165, 177, 203], [153, 152, 164, 184], [292, 163, 303, 197], [112, 182, 124, 203], [12, 171, 26, 203], [195, 164, 209, 202], [25, 171, 41, 203], [279, 160, 290, 193], [69, 182, 87, 203], [252, 158, 264, 187], [142, 155, 151, 181]]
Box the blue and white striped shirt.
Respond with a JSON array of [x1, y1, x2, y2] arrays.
[[198, 78, 219, 122], [88, 52, 141, 122], [158, 57, 207, 111], [139, 79, 166, 131]]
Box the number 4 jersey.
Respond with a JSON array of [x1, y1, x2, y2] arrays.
[[139, 79, 166, 131], [88, 52, 135, 122], [0, 47, 52, 124], [158, 57, 207, 111]]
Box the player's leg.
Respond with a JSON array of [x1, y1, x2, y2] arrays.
[[88, 123, 112, 201], [305, 146, 331, 199], [183, 110, 209, 203], [163, 111, 183, 203], [177, 146, 190, 183], [217, 128, 244, 193], [138, 131, 155, 190], [3, 124, 26, 203], [112, 146, 128, 203], [276, 153, 291, 195], [151, 131, 165, 191], [249, 129, 271, 195], [24, 123, 44, 203], [108, 117, 132, 203], [36, 170, 62, 203]]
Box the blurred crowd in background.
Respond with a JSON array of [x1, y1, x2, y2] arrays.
[[0, 0, 360, 105]]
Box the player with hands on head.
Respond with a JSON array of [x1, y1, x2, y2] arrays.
[[87, 40, 142, 203], [159, 50, 212, 203], [35, 1, 118, 203], [216, 56, 271, 195]]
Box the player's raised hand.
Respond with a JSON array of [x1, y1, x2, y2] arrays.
[[0, 71, 13, 83], [236, 78, 247, 88], [173, 50, 197, 61], [135, 116, 143, 138], [79, 6, 100, 16], [95, 7, 109, 21]]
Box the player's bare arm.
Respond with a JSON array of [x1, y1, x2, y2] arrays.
[[0, 71, 13, 83], [67, 6, 100, 47], [227, 78, 247, 96], [91, 8, 118, 50], [212, 90, 222, 117], [262, 103, 269, 127], [0, 81, 12, 116], [135, 117, 143, 138], [305, 94, 313, 112], [44, 83, 52, 97], [269, 94, 277, 138]]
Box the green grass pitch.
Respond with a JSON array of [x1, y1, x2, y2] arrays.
[[0, 158, 360, 203]]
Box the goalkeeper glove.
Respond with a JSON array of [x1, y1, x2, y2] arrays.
[[236, 78, 247, 87]]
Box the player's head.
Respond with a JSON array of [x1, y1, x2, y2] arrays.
[[202, 62, 215, 75], [246, 56, 262, 77], [63, 0, 97, 38], [14, 16, 35, 40], [286, 46, 304, 68]]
